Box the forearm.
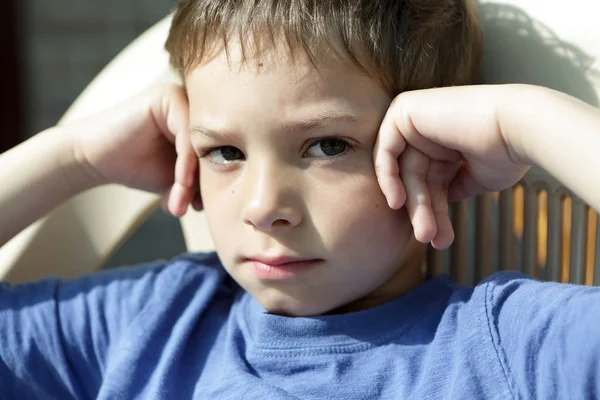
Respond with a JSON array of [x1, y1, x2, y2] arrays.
[[0, 127, 96, 247], [502, 85, 600, 211]]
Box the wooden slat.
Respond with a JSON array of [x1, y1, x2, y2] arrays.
[[536, 190, 549, 280], [547, 192, 562, 282], [465, 198, 477, 286], [443, 204, 454, 276], [523, 184, 537, 277], [594, 210, 600, 287], [490, 192, 501, 275], [475, 193, 493, 283], [426, 246, 443, 278], [451, 200, 468, 285], [586, 208, 598, 286], [560, 197, 572, 283], [569, 199, 587, 284], [499, 189, 515, 272], [513, 185, 525, 273]]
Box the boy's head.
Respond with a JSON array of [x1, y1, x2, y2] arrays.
[[165, 0, 482, 317]]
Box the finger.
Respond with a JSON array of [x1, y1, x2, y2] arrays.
[[151, 84, 197, 190], [170, 183, 196, 217], [400, 147, 437, 243], [386, 93, 463, 163], [170, 161, 201, 215], [390, 87, 500, 155], [174, 146, 198, 190], [149, 85, 189, 144], [188, 169, 203, 212], [447, 164, 488, 202], [398, 117, 462, 163], [191, 190, 204, 211], [174, 114, 197, 190], [374, 105, 407, 209], [427, 161, 460, 249]]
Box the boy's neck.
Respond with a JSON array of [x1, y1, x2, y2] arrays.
[[326, 239, 428, 315]]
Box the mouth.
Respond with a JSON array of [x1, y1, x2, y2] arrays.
[[244, 255, 323, 280]]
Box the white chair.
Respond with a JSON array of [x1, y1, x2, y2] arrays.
[[1, 0, 598, 286]]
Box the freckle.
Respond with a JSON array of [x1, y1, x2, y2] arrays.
[[258, 63, 263, 67]]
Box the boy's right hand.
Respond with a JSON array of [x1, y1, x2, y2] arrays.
[[65, 83, 200, 217], [375, 83, 600, 250], [374, 85, 532, 249]]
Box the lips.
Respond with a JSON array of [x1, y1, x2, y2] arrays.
[[244, 254, 323, 280], [245, 255, 321, 267]]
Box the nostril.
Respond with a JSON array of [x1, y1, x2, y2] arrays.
[[272, 219, 291, 227]]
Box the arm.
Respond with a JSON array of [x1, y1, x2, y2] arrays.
[[0, 127, 94, 248], [500, 84, 600, 211], [0, 83, 199, 250]]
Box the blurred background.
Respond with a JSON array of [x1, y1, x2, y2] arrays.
[[1, 0, 187, 268]]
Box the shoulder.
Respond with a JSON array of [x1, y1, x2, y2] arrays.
[[0, 251, 240, 338], [79, 251, 239, 314], [447, 273, 600, 398], [476, 271, 600, 394], [475, 271, 600, 319], [418, 271, 600, 321], [470, 270, 600, 339], [0, 253, 238, 398], [0, 251, 238, 330], [41, 251, 233, 302]]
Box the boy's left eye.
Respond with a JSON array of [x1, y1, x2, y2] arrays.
[[305, 138, 351, 158]]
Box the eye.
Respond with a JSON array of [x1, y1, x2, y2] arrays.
[[305, 138, 351, 158], [203, 146, 245, 164]]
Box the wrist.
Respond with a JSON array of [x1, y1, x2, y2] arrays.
[[50, 126, 106, 193], [496, 84, 540, 167]]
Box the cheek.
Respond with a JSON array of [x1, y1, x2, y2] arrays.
[[199, 168, 238, 213], [198, 171, 238, 254], [311, 174, 411, 257]]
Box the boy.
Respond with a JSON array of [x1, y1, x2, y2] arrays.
[[1, 1, 600, 399]]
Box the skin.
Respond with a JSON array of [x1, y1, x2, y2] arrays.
[[186, 45, 426, 317]]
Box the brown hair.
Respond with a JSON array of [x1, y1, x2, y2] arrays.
[[165, 0, 482, 94]]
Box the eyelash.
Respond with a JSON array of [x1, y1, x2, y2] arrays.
[[198, 137, 355, 164], [198, 147, 243, 160]]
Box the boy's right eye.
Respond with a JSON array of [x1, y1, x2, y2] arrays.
[[202, 146, 245, 165]]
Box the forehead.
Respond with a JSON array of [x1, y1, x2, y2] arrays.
[[185, 44, 392, 130]]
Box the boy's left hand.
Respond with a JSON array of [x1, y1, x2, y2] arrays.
[[374, 85, 530, 250], [67, 83, 201, 217]]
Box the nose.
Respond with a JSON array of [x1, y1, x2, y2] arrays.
[[241, 162, 303, 232]]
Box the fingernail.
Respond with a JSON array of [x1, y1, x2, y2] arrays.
[[168, 185, 182, 215]]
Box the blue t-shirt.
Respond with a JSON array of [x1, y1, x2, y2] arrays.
[[1, 252, 599, 399]]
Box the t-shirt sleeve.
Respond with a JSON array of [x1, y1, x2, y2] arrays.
[[0, 259, 180, 399], [483, 273, 600, 399]]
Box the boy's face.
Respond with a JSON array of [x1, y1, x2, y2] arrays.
[[187, 44, 422, 317]]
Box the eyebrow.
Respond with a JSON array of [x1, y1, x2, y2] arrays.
[[190, 114, 360, 140]]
